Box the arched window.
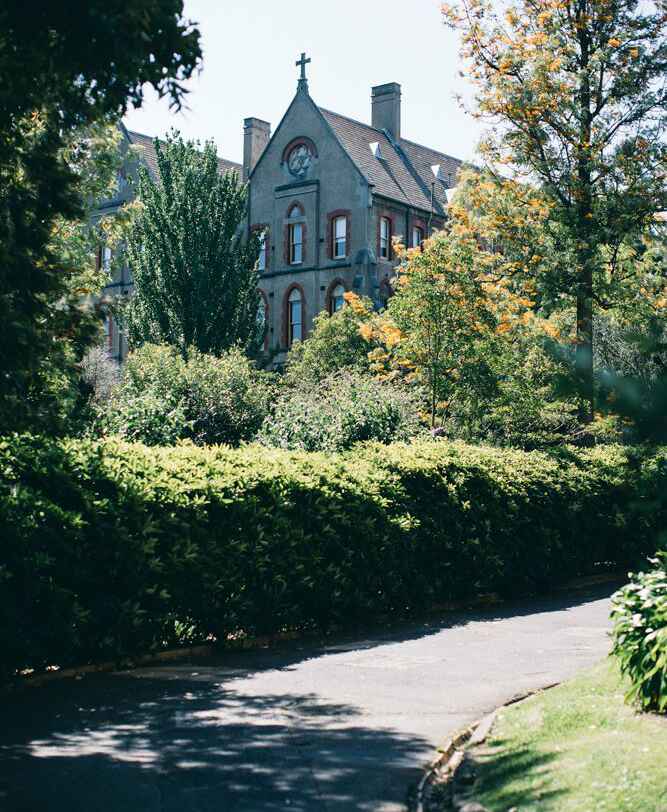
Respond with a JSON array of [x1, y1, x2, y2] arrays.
[[287, 287, 303, 345], [329, 283, 345, 314]]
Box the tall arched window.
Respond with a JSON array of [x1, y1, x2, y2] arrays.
[[287, 287, 303, 345], [329, 283, 345, 314]]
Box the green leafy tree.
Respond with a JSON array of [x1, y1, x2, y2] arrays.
[[443, 0, 667, 420], [373, 237, 499, 428], [284, 293, 376, 386], [125, 132, 261, 358], [0, 1, 201, 432]]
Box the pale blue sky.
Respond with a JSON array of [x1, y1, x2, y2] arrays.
[[124, 0, 485, 164]]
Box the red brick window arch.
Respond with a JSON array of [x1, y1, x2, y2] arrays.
[[284, 283, 306, 347]]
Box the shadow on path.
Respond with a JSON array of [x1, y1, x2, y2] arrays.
[[0, 583, 617, 811]]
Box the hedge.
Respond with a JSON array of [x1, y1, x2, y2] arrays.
[[1, 435, 665, 679]]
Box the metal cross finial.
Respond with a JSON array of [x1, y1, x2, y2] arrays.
[[296, 52, 311, 89]]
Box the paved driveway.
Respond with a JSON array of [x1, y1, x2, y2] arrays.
[[0, 584, 617, 811]]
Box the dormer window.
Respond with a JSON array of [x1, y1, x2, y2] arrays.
[[369, 141, 382, 159]]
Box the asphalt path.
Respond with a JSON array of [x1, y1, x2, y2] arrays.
[[0, 584, 617, 811]]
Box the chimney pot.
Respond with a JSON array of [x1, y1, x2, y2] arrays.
[[371, 82, 401, 139], [243, 117, 271, 181]]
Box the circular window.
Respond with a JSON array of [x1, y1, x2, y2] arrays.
[[287, 144, 313, 178]]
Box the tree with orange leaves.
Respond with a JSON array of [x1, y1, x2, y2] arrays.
[[443, 0, 667, 420], [375, 236, 500, 428]]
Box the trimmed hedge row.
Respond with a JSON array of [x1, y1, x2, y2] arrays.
[[1, 435, 665, 679]]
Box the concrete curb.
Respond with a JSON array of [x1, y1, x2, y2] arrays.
[[414, 684, 560, 812]]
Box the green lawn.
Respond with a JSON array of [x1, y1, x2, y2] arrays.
[[471, 660, 667, 812]]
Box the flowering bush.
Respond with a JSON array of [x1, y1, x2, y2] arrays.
[[611, 554, 667, 713]]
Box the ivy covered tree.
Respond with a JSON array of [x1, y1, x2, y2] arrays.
[[125, 132, 261, 358], [443, 0, 667, 419]]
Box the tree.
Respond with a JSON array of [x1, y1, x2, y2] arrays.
[[283, 293, 377, 386], [371, 237, 502, 428], [0, 1, 201, 432], [125, 132, 261, 358], [443, 0, 667, 420]]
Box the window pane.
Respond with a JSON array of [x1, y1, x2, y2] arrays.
[[258, 231, 266, 271], [335, 216, 346, 239], [331, 284, 345, 312], [290, 297, 302, 342], [380, 217, 390, 258], [290, 223, 303, 264]]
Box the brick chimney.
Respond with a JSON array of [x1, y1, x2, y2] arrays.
[[243, 117, 271, 180], [371, 83, 401, 139]]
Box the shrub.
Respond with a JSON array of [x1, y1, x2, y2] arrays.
[[98, 343, 273, 446], [258, 370, 421, 451], [283, 299, 376, 387], [611, 553, 667, 713], [1, 435, 665, 679]]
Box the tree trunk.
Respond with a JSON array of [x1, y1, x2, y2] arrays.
[[575, 269, 594, 423], [575, 0, 595, 424]]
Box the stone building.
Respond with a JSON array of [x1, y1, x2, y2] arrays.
[[102, 55, 462, 363]]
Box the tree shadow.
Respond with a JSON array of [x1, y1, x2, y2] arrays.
[[0, 583, 616, 811], [464, 740, 564, 810], [0, 672, 432, 811]]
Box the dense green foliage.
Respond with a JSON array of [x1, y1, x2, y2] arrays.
[[1, 435, 664, 679], [98, 343, 273, 446], [258, 370, 420, 451], [125, 132, 261, 356], [611, 553, 667, 713], [0, 2, 200, 433], [283, 303, 376, 387]]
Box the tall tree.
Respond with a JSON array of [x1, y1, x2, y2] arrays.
[[443, 0, 667, 419], [125, 132, 261, 357], [0, 1, 201, 432]]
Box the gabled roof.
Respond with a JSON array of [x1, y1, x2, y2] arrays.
[[319, 108, 461, 215], [126, 130, 242, 180]]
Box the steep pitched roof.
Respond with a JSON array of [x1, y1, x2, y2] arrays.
[[318, 108, 461, 215], [126, 130, 242, 180]]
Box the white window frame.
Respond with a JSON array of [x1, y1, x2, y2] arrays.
[[257, 230, 267, 271], [330, 284, 345, 313], [289, 222, 303, 265], [288, 288, 302, 344], [412, 226, 424, 249], [333, 216, 347, 259], [380, 217, 390, 259]]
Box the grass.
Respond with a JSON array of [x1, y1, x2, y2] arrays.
[[470, 660, 667, 812]]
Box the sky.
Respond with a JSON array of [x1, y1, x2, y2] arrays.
[[123, 0, 486, 164]]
